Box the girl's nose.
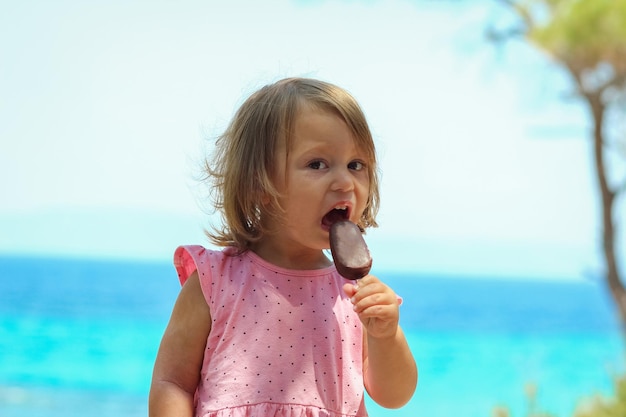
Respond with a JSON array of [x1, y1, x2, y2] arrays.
[[331, 167, 354, 192]]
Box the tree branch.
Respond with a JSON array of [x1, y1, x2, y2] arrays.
[[493, 0, 534, 30], [598, 73, 626, 95]]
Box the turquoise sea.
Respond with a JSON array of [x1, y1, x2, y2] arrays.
[[0, 255, 623, 417]]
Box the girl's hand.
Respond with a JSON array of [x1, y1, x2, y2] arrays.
[[343, 275, 400, 340]]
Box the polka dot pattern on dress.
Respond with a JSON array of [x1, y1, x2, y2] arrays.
[[173, 245, 368, 417]]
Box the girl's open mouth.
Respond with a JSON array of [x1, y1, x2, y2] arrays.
[[322, 206, 349, 228]]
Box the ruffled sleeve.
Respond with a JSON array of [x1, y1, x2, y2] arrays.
[[173, 244, 209, 286]]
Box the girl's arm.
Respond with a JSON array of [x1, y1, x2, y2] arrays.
[[344, 276, 417, 408], [149, 271, 211, 416]]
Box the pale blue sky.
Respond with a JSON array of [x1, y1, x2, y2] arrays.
[[1, 0, 622, 279]]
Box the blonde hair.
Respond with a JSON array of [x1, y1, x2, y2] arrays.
[[204, 77, 380, 250]]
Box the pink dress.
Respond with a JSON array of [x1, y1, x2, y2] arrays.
[[174, 245, 368, 417]]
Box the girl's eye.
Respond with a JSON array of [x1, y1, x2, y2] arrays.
[[348, 161, 365, 171], [308, 160, 328, 170]]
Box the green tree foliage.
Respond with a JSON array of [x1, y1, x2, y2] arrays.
[[527, 0, 626, 74], [573, 375, 626, 417], [491, 376, 626, 416]]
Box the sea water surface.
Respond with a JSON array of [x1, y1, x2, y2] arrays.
[[0, 255, 623, 417]]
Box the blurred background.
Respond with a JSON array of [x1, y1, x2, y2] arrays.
[[1, 1, 625, 416]]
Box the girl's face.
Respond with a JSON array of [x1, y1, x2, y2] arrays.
[[259, 104, 371, 268]]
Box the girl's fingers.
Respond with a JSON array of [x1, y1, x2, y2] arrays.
[[343, 282, 358, 298]]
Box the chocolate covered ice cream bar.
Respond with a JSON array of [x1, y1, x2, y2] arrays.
[[329, 220, 372, 280]]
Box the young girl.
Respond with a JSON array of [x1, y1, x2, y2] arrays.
[[149, 77, 417, 417]]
